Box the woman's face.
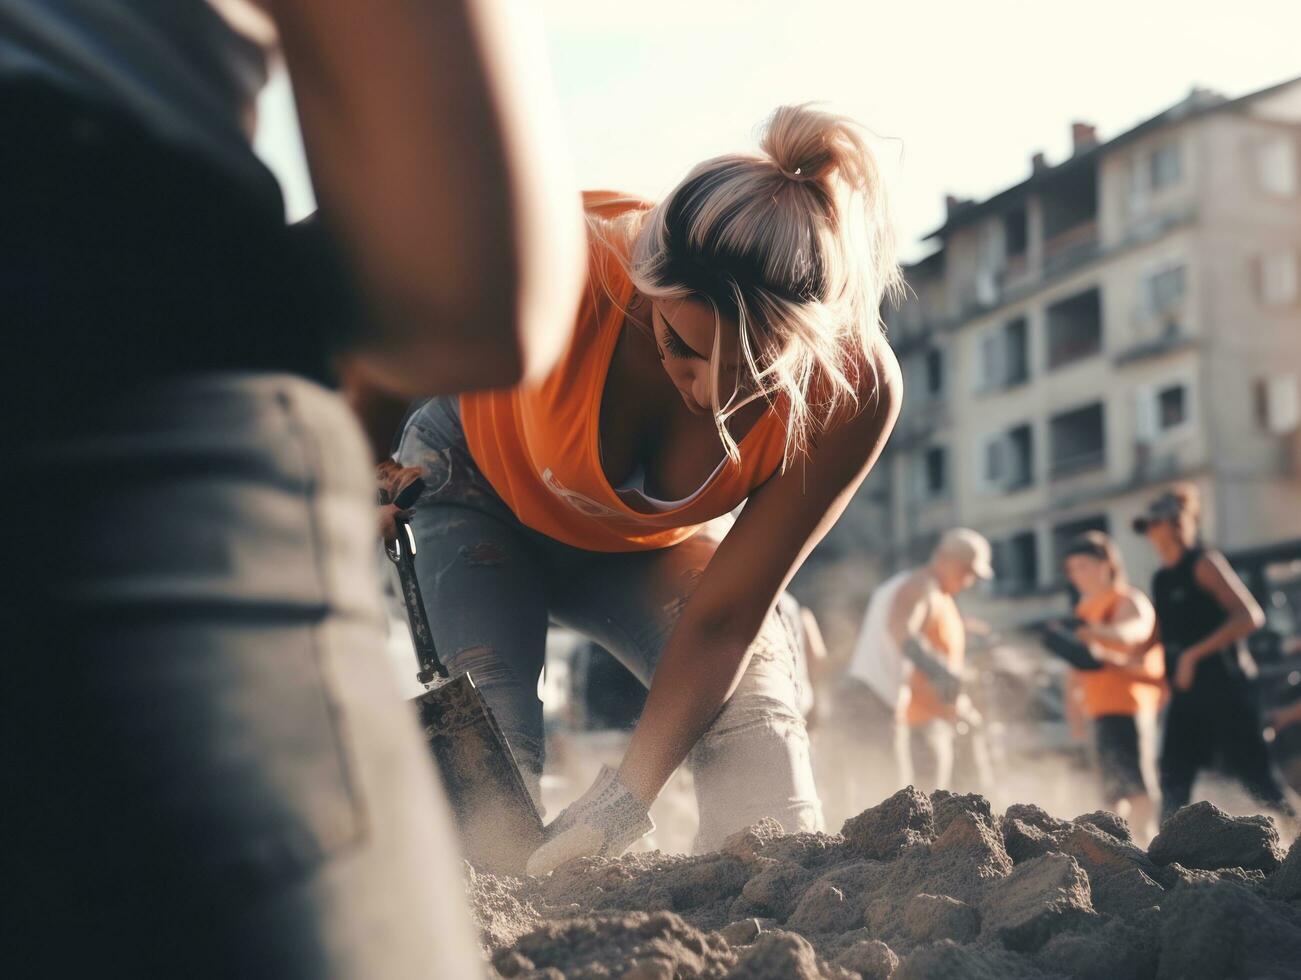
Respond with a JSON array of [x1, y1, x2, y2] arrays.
[[649, 297, 741, 416], [1144, 512, 1195, 551], [1064, 554, 1111, 597]]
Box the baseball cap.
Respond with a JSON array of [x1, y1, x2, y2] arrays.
[[936, 527, 994, 580], [1131, 491, 1186, 534]]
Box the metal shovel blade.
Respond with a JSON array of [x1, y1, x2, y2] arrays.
[[382, 485, 543, 874], [411, 674, 544, 874]]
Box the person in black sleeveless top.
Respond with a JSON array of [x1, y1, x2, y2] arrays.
[[1129, 485, 1291, 824], [1, 1, 584, 976]]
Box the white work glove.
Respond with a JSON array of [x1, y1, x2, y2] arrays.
[[525, 765, 654, 876]]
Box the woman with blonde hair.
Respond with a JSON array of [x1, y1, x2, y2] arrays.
[[1064, 531, 1164, 841], [396, 104, 902, 870]]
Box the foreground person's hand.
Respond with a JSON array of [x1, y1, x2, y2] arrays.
[[526, 765, 654, 875]]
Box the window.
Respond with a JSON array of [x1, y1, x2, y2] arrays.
[[1129, 141, 1182, 214], [1158, 384, 1187, 430], [977, 317, 1030, 391], [982, 423, 1034, 492], [925, 348, 945, 398], [1143, 264, 1186, 316], [1150, 142, 1182, 191], [1046, 288, 1103, 369], [1136, 380, 1193, 442], [1049, 402, 1106, 478], [1004, 205, 1029, 260], [917, 446, 948, 499], [992, 531, 1039, 596], [1257, 135, 1299, 197], [1256, 374, 1300, 435], [1259, 251, 1300, 307]]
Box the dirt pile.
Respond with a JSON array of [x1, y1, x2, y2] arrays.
[[470, 791, 1301, 979]]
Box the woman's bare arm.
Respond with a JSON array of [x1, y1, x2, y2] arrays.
[[1188, 552, 1266, 658], [1086, 592, 1164, 681], [269, 0, 585, 394], [617, 349, 902, 803]]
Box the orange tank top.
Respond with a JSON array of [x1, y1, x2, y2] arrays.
[[458, 192, 789, 552], [905, 590, 965, 726], [1073, 588, 1164, 719]]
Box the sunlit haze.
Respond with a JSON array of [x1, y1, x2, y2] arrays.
[[256, 0, 1301, 261]]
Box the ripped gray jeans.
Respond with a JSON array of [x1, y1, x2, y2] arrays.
[[395, 396, 822, 849]]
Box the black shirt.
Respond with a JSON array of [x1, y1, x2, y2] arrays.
[[1151, 545, 1242, 696]]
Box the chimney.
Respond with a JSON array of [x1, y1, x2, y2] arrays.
[[944, 193, 971, 218], [1071, 121, 1098, 154], [1031, 151, 1048, 174]]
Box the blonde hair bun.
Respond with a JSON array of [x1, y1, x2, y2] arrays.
[[761, 104, 873, 192]]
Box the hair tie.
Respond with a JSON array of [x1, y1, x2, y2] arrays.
[[777, 163, 815, 183]]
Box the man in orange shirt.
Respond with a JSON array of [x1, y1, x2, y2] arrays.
[[842, 529, 992, 795]]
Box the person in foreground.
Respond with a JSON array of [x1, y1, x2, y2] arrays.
[[396, 104, 903, 873], [2, 0, 583, 975], [1128, 486, 1291, 823], [1063, 531, 1164, 843]]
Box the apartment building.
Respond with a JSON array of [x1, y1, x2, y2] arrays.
[[875, 77, 1301, 628]]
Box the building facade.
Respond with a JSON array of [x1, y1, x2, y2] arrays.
[[875, 79, 1301, 628]]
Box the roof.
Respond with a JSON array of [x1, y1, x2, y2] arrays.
[[923, 74, 1301, 241]]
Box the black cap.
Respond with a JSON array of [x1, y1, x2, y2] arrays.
[[1131, 491, 1186, 534]]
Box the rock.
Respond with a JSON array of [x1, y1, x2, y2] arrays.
[[786, 881, 862, 935], [722, 818, 787, 863], [842, 788, 935, 861], [1035, 906, 1161, 980], [1156, 878, 1301, 979], [902, 894, 980, 944], [720, 918, 764, 946], [740, 861, 818, 919], [1004, 803, 1070, 835], [758, 832, 848, 871], [831, 939, 898, 979], [621, 960, 674, 980], [1001, 818, 1058, 865], [1073, 809, 1132, 842], [1271, 836, 1301, 900], [980, 852, 1097, 952], [726, 930, 842, 980], [917, 811, 1013, 902], [508, 911, 735, 980], [1057, 823, 1164, 915], [895, 940, 1043, 980], [491, 950, 535, 977], [1148, 801, 1284, 873], [864, 897, 893, 935], [660, 858, 751, 910], [930, 790, 994, 834]]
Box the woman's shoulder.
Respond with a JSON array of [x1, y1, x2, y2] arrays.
[[583, 190, 654, 222], [1118, 585, 1155, 617], [817, 339, 902, 434]]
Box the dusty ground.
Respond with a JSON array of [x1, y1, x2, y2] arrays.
[[468, 791, 1301, 979]]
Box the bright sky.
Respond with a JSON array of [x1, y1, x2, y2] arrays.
[[255, 0, 1301, 261]]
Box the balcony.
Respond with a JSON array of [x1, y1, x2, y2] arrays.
[[1050, 449, 1107, 479], [1043, 220, 1100, 276]]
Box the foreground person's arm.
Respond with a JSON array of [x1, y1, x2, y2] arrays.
[[528, 352, 901, 873], [270, 0, 585, 394]]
